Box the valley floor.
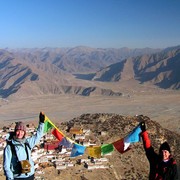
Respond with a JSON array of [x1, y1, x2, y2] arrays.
[[0, 89, 180, 134]]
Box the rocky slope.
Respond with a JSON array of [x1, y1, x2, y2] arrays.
[[57, 113, 179, 180], [0, 49, 122, 98], [0, 45, 179, 98], [91, 46, 180, 89], [0, 113, 179, 180]]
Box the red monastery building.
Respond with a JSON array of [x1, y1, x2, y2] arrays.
[[44, 141, 59, 151]]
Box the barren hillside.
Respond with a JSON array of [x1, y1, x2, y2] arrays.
[[0, 114, 179, 180], [0, 46, 171, 98], [91, 46, 180, 89]]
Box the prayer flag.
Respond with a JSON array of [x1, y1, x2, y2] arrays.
[[59, 137, 73, 148], [113, 138, 129, 154], [70, 144, 86, 157], [124, 124, 141, 144], [101, 144, 114, 155], [52, 128, 64, 141], [87, 146, 101, 158], [113, 125, 141, 153], [44, 120, 53, 133]]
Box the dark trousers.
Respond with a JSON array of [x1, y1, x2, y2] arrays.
[[14, 174, 34, 180]]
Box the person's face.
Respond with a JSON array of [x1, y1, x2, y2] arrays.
[[15, 130, 25, 139], [162, 150, 170, 161]]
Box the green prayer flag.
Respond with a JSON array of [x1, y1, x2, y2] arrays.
[[101, 144, 114, 155], [44, 120, 53, 133]]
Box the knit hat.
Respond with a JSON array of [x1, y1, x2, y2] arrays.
[[159, 142, 171, 153], [14, 122, 26, 134]]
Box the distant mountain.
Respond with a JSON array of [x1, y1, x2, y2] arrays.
[[91, 45, 180, 89], [0, 48, 123, 98], [0, 53, 121, 98], [0, 49, 73, 98], [0, 46, 178, 98], [8, 46, 161, 73]]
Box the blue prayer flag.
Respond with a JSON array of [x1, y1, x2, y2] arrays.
[[124, 125, 141, 143], [70, 143, 86, 157]]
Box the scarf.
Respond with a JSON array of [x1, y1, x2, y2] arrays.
[[13, 136, 26, 144]]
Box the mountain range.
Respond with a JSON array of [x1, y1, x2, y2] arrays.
[[90, 46, 180, 89], [0, 45, 179, 98]]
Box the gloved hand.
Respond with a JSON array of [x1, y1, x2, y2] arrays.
[[140, 121, 146, 132], [39, 112, 45, 123]]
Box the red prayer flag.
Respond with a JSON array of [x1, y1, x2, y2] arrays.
[[112, 138, 130, 154], [52, 128, 64, 141]]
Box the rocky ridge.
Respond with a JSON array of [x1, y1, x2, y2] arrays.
[[0, 113, 179, 180], [57, 113, 180, 180]]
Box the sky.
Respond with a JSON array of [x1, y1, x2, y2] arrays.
[[0, 0, 180, 49]]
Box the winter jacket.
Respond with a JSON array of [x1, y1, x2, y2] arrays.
[[3, 122, 44, 180], [141, 131, 178, 180]]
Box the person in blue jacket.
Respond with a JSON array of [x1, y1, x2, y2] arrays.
[[3, 112, 45, 180]]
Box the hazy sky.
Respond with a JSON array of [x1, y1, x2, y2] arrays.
[[0, 0, 179, 49]]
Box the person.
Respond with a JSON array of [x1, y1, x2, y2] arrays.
[[140, 122, 178, 180], [3, 112, 45, 180]]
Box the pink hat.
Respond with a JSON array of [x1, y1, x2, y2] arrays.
[[14, 122, 26, 133]]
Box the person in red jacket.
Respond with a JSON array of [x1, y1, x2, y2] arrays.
[[140, 122, 178, 180]]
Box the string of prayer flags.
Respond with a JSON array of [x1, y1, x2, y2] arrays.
[[87, 146, 101, 158], [43, 113, 142, 158], [101, 144, 114, 155], [70, 143, 86, 157], [44, 115, 66, 141], [113, 124, 142, 154]]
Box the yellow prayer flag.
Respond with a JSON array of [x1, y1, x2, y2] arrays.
[[87, 146, 101, 158]]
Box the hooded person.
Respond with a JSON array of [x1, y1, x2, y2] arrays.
[[3, 112, 45, 180], [140, 122, 178, 180]]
